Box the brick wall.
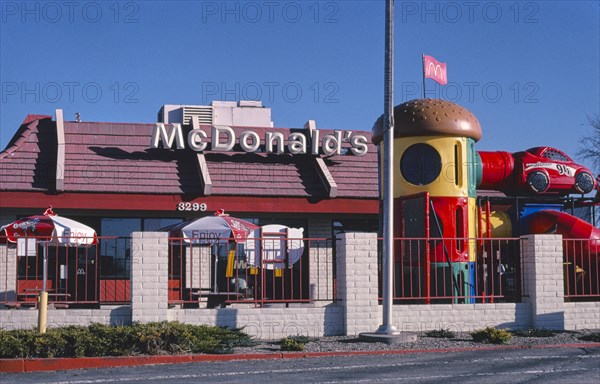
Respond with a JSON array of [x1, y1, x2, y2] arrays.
[[0, 244, 17, 302], [564, 302, 600, 330], [131, 232, 169, 323], [521, 234, 565, 329], [336, 232, 380, 335], [0, 306, 130, 331], [392, 303, 532, 333], [1, 232, 598, 337], [167, 305, 344, 339]]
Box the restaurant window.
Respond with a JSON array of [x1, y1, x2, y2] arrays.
[[99, 218, 183, 278], [100, 219, 140, 278], [333, 219, 378, 237], [144, 218, 182, 231]]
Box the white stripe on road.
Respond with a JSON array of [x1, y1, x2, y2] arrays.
[[45, 354, 600, 384], [319, 367, 596, 383]]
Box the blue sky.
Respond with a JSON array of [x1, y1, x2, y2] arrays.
[[1, 1, 599, 171]]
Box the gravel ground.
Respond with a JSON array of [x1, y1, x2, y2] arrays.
[[233, 330, 600, 354]]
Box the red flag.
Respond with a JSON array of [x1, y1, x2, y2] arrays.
[[423, 55, 448, 85]]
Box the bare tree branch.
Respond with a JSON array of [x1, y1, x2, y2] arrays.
[[577, 114, 600, 174]]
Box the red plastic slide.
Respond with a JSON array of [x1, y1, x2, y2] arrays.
[[526, 210, 600, 258]]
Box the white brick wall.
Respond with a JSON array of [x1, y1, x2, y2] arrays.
[[2, 232, 598, 337], [564, 302, 600, 330], [167, 306, 344, 339], [393, 303, 532, 333], [336, 232, 380, 335], [0, 306, 131, 331], [131, 232, 169, 323], [522, 235, 565, 330], [0, 244, 17, 301]]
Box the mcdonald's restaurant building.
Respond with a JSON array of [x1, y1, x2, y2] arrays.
[[3, 101, 599, 336], [0, 101, 380, 279]]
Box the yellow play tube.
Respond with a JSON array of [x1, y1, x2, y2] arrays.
[[482, 210, 513, 238]]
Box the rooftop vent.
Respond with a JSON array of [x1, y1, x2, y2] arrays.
[[158, 101, 273, 127], [183, 105, 212, 125]]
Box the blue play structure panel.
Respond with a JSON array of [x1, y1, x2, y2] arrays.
[[517, 203, 563, 235], [518, 203, 563, 220]]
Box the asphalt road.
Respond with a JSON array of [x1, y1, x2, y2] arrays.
[[3, 346, 600, 384]]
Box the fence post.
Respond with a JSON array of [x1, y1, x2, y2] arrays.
[[0, 244, 17, 302], [131, 232, 169, 323], [308, 221, 334, 302], [336, 232, 380, 335], [521, 234, 565, 330]]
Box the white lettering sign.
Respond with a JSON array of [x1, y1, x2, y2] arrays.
[[212, 126, 235, 151], [150, 124, 369, 156], [152, 123, 185, 149]]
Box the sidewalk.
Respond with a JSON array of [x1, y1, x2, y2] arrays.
[[3, 340, 599, 373]]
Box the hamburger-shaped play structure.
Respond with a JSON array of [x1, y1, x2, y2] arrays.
[[372, 99, 599, 302]]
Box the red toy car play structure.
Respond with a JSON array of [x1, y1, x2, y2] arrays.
[[479, 146, 596, 196]]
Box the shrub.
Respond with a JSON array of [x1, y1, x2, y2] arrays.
[[286, 335, 313, 344], [0, 329, 69, 358], [470, 327, 512, 345], [0, 330, 34, 358], [53, 326, 95, 357], [512, 328, 557, 338], [281, 338, 305, 351], [424, 329, 455, 338], [0, 322, 254, 358], [184, 324, 256, 354], [579, 332, 600, 342], [30, 331, 68, 358]]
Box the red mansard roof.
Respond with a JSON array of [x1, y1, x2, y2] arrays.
[[0, 116, 379, 209], [0, 116, 57, 192]]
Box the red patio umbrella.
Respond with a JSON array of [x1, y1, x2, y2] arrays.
[[165, 210, 259, 293], [0, 207, 98, 298], [167, 209, 259, 244], [0, 207, 97, 245]]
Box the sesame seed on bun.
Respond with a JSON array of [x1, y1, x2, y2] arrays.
[[372, 98, 482, 145]]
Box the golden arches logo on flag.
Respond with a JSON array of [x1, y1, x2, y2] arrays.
[[423, 55, 448, 85]]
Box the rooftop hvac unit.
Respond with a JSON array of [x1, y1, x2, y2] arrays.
[[157, 101, 272, 127], [183, 106, 213, 126]]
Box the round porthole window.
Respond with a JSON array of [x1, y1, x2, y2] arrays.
[[400, 143, 442, 185]]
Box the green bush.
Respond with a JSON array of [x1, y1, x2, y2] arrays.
[[470, 327, 512, 345], [0, 322, 255, 358], [0, 330, 34, 358], [31, 331, 68, 358], [424, 329, 456, 338], [286, 335, 313, 344], [579, 332, 600, 342], [280, 337, 305, 351], [512, 328, 557, 338]]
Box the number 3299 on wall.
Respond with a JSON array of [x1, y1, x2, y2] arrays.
[[177, 202, 207, 212]]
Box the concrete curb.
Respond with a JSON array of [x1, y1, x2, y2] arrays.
[[2, 343, 599, 373]]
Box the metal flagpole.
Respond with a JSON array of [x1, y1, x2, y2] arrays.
[[377, 0, 399, 335], [422, 54, 427, 98]]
